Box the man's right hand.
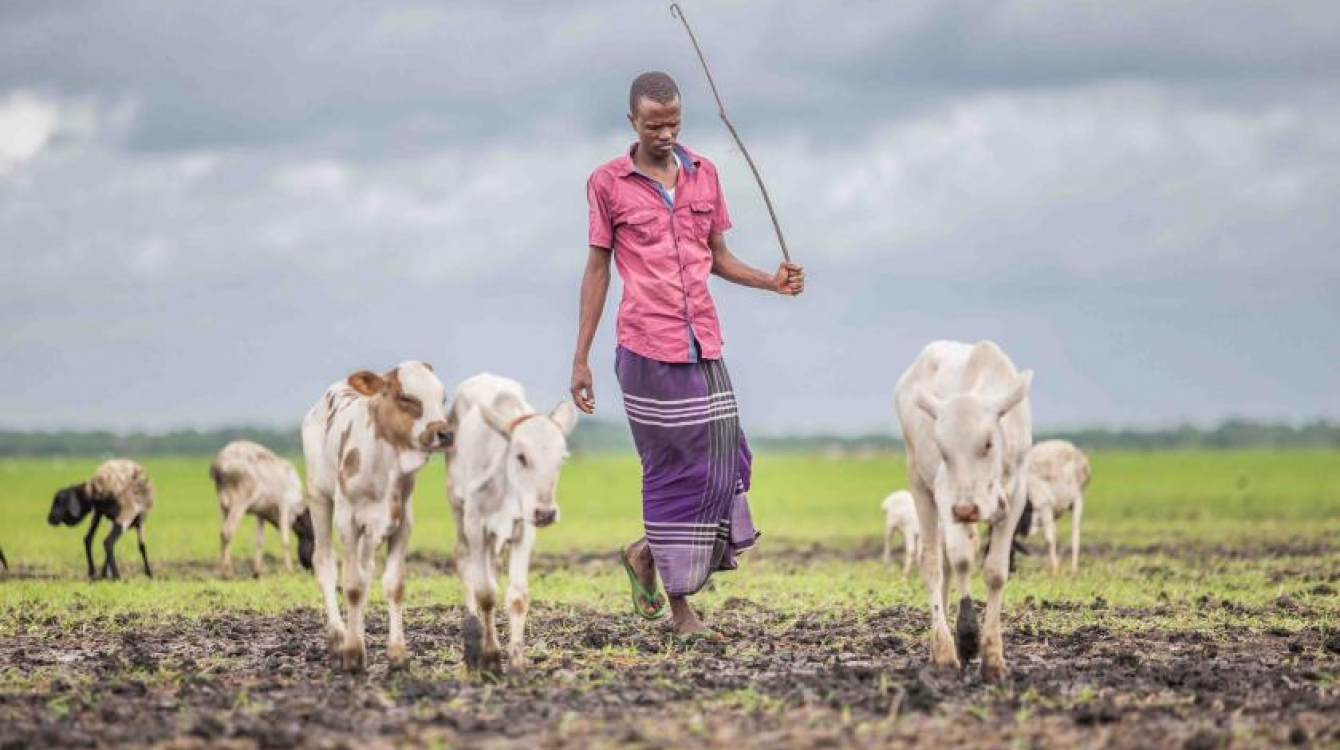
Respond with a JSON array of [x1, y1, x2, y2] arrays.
[[571, 360, 596, 414]]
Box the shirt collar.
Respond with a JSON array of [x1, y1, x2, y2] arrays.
[[619, 143, 699, 177]]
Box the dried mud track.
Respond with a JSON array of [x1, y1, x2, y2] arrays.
[[2, 594, 1337, 750]]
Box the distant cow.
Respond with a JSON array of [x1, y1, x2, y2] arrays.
[[1023, 440, 1091, 575], [210, 440, 314, 578], [47, 459, 154, 580], [302, 362, 453, 672], [881, 490, 921, 574], [895, 341, 1032, 682], [447, 373, 577, 675]]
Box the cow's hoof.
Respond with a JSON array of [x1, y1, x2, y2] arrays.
[[981, 658, 1008, 684], [338, 641, 367, 674], [387, 643, 410, 671], [462, 613, 483, 672], [326, 626, 348, 660], [507, 647, 529, 674], [479, 650, 503, 679], [955, 596, 980, 663]]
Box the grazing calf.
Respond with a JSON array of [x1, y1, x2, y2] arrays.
[[447, 373, 578, 675], [47, 459, 154, 580], [302, 362, 453, 672], [882, 490, 921, 574], [210, 440, 315, 578], [895, 341, 1032, 682], [1024, 440, 1091, 575]]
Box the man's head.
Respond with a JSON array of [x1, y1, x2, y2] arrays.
[[627, 71, 681, 161]]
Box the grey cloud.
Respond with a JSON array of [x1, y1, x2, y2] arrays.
[[1, 0, 1338, 433], [2, 1, 1338, 156]]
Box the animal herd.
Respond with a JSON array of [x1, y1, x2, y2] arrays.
[[15, 339, 1093, 683]]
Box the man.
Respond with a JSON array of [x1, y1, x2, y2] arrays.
[[571, 71, 804, 636]]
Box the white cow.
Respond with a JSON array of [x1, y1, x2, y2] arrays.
[[895, 340, 1033, 682], [301, 361, 453, 672], [447, 373, 577, 676], [210, 439, 313, 578], [881, 490, 921, 575], [1024, 439, 1091, 575]]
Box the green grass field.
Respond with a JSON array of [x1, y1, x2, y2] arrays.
[[3, 450, 1338, 749], [2, 450, 1338, 631]]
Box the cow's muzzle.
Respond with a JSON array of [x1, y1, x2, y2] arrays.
[[952, 503, 979, 523], [422, 421, 454, 451], [532, 508, 558, 528]]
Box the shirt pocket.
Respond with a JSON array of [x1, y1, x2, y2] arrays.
[[688, 201, 715, 239], [617, 209, 666, 247]]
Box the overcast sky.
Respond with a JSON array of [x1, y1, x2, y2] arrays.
[[2, 0, 1337, 435]]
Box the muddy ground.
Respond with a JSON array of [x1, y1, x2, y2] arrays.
[[2, 545, 1338, 750]]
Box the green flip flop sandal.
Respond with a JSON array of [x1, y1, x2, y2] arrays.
[[620, 547, 666, 621]]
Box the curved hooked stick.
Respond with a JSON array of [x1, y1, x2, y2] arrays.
[[670, 2, 793, 264]]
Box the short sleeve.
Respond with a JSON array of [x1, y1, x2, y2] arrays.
[[710, 167, 732, 235], [587, 172, 614, 249]]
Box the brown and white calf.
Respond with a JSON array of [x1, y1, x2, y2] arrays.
[[301, 362, 453, 672], [47, 459, 154, 579], [210, 440, 314, 578], [447, 373, 577, 675], [1023, 439, 1091, 575], [895, 341, 1033, 682]]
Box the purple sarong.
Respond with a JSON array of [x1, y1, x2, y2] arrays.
[[615, 346, 758, 596]]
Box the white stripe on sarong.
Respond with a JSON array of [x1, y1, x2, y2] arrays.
[[626, 410, 738, 428]]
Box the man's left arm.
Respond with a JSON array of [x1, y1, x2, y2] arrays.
[[709, 233, 805, 295]]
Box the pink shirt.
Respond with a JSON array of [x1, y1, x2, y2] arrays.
[[588, 143, 732, 363]]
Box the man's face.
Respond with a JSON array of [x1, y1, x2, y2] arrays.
[[628, 96, 682, 160]]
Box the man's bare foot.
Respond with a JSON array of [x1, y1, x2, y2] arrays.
[[668, 595, 719, 637], [623, 538, 664, 613]]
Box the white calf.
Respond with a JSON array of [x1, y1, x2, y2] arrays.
[[211, 440, 313, 578], [447, 373, 577, 675], [1025, 439, 1091, 575], [301, 361, 452, 672], [881, 490, 921, 574], [895, 340, 1033, 682]]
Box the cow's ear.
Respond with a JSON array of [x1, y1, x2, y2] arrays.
[[995, 370, 1032, 418], [419, 361, 434, 372], [347, 370, 385, 396], [914, 387, 942, 419], [550, 399, 578, 437], [479, 405, 513, 437]]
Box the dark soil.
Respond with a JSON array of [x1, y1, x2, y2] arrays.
[[2, 592, 1337, 750]]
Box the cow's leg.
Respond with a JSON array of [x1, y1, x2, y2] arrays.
[[882, 523, 894, 565], [101, 523, 123, 580], [943, 519, 978, 664], [382, 509, 413, 670], [477, 542, 503, 676], [83, 511, 104, 579], [981, 484, 1027, 683], [278, 506, 293, 573], [338, 514, 372, 673], [1040, 505, 1059, 576], [505, 524, 536, 672], [252, 515, 266, 578], [134, 517, 151, 578], [309, 493, 346, 659], [902, 528, 916, 576], [1070, 495, 1083, 575], [462, 543, 500, 676], [219, 502, 248, 579], [910, 475, 957, 669]]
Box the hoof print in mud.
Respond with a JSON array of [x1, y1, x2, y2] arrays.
[[955, 595, 980, 663]]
